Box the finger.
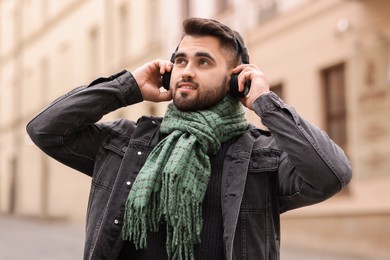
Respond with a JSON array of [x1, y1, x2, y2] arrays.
[[232, 63, 257, 72], [237, 70, 252, 92], [159, 60, 173, 75], [231, 64, 247, 74]]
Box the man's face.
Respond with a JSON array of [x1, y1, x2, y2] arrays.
[[170, 35, 230, 111]]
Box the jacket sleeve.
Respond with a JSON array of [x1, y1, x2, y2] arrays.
[[26, 70, 143, 176], [252, 91, 352, 213]]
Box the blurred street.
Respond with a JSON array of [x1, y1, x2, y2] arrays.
[[0, 214, 84, 260], [0, 214, 374, 260]]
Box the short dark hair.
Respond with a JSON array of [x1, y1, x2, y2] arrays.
[[181, 17, 245, 68]]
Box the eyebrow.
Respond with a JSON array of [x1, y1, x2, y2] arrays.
[[174, 51, 216, 63]]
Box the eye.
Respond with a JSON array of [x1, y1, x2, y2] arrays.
[[175, 57, 187, 66], [199, 58, 210, 67]]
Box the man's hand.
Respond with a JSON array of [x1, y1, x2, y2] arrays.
[[231, 64, 270, 110], [132, 59, 173, 102]]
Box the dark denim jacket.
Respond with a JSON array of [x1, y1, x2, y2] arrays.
[[26, 71, 352, 260]]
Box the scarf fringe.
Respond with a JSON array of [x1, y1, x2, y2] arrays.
[[123, 172, 202, 260]]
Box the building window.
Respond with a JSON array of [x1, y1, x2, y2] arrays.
[[119, 4, 129, 62], [182, 0, 190, 19], [271, 83, 283, 99], [40, 57, 49, 102], [256, 0, 278, 24], [216, 0, 229, 13], [58, 42, 71, 91], [321, 63, 347, 151], [41, 0, 48, 21], [9, 157, 18, 214], [148, 103, 157, 116], [89, 27, 101, 78], [148, 0, 159, 44]]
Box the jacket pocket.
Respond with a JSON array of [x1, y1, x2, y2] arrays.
[[92, 133, 129, 184], [244, 148, 279, 207]]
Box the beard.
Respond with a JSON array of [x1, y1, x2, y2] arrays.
[[173, 76, 228, 111]]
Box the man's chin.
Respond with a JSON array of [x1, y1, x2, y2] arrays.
[[171, 95, 198, 111], [172, 92, 226, 111], [173, 100, 196, 112]]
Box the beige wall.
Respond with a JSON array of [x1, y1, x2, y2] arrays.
[[247, 0, 390, 208], [1, 0, 389, 257]]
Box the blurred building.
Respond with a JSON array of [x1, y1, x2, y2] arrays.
[[0, 0, 389, 258]]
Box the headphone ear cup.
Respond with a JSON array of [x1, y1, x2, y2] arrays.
[[229, 74, 240, 96], [162, 70, 172, 90], [230, 73, 251, 98]]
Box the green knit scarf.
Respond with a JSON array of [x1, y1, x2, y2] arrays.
[[122, 95, 248, 259]]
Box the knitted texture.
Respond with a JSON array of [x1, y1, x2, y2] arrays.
[[122, 95, 248, 259]]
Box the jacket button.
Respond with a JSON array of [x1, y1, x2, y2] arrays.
[[126, 181, 131, 186], [114, 219, 119, 225], [252, 161, 259, 168], [122, 147, 128, 152], [137, 151, 142, 155]]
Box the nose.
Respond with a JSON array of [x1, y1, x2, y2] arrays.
[[181, 62, 195, 79]]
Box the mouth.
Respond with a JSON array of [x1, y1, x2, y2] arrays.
[[178, 83, 197, 90], [177, 82, 198, 94]]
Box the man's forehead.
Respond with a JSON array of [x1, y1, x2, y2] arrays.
[[179, 35, 221, 50], [177, 35, 223, 58]]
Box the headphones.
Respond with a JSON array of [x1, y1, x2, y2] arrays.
[[162, 36, 251, 98]]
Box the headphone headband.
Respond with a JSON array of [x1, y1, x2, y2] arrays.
[[235, 37, 250, 64]]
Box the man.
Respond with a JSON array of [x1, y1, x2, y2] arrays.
[[27, 18, 352, 260]]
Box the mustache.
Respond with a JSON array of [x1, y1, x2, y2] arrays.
[[176, 78, 199, 88]]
